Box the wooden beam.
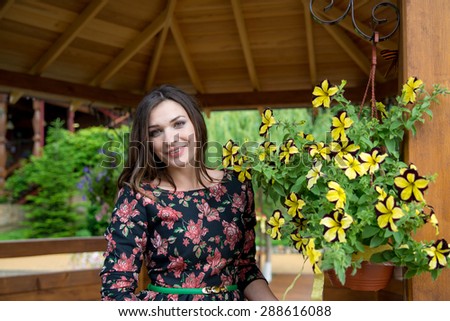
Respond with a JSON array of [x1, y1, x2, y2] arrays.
[[0, 0, 15, 21], [29, 0, 108, 75], [231, 0, 260, 90], [0, 69, 142, 108], [90, 9, 167, 86], [170, 18, 204, 93], [145, 0, 177, 91], [302, 0, 317, 85], [354, 0, 371, 10], [196, 78, 398, 110], [0, 69, 398, 111]]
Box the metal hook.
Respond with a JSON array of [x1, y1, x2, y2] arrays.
[[309, 0, 400, 42]]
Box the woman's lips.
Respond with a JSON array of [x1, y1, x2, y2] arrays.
[[166, 144, 188, 158]]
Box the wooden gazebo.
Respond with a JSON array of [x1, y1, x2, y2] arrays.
[[0, 0, 448, 300]]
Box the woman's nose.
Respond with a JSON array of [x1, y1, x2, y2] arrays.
[[164, 128, 179, 143]]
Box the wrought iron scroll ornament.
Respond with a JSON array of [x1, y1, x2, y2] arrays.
[[309, 0, 400, 42]]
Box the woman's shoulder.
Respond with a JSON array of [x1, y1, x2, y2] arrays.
[[116, 182, 157, 202]]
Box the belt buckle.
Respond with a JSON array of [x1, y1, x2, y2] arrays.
[[202, 286, 226, 294]]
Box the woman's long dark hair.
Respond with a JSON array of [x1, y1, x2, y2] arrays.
[[118, 84, 212, 192]]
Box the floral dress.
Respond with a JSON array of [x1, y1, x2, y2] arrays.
[[100, 170, 265, 301]]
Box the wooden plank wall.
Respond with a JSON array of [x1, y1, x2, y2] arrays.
[[0, 237, 149, 301], [402, 0, 450, 300]]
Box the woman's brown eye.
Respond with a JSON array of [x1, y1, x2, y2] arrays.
[[149, 129, 162, 137], [174, 121, 186, 128]]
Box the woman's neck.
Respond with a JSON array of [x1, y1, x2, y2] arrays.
[[158, 167, 223, 191], [169, 167, 200, 190]]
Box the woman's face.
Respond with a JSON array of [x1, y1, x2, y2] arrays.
[[148, 99, 197, 170]]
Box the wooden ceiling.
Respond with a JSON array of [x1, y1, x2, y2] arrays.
[[0, 0, 401, 111]]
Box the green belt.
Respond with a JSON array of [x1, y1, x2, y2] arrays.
[[147, 283, 238, 295]]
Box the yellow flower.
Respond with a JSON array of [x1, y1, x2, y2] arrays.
[[259, 107, 276, 137], [312, 79, 338, 108], [359, 148, 388, 174], [233, 157, 251, 183], [330, 140, 360, 160], [267, 210, 285, 240], [222, 139, 239, 168], [284, 192, 306, 218], [305, 238, 322, 274], [290, 232, 308, 253], [336, 154, 367, 180], [394, 167, 429, 202], [326, 181, 346, 209], [402, 76, 423, 104], [306, 162, 324, 189], [375, 186, 388, 201], [421, 205, 439, 235], [331, 111, 353, 141], [320, 208, 353, 243], [424, 239, 450, 270], [279, 139, 299, 164], [308, 142, 331, 161], [375, 195, 404, 232], [298, 131, 315, 141], [258, 141, 276, 162]]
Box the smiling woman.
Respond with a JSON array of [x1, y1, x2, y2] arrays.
[[99, 85, 278, 301]]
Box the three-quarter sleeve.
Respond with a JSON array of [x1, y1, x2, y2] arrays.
[[100, 185, 149, 301], [236, 180, 266, 291]]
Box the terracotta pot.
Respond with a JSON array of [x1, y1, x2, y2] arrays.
[[326, 261, 394, 291]]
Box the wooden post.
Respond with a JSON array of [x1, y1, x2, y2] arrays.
[[32, 99, 45, 156], [0, 93, 8, 195], [67, 106, 75, 132], [401, 0, 450, 300]]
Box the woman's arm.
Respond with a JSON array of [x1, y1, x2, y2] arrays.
[[100, 186, 148, 301], [244, 279, 278, 301]]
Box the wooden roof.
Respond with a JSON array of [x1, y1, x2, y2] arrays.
[[0, 0, 400, 111]]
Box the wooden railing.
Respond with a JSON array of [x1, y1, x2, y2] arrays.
[[0, 237, 149, 301]]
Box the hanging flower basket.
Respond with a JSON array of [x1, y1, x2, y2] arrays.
[[221, 76, 450, 299]]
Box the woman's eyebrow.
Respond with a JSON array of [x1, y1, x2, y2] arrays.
[[148, 115, 185, 129]]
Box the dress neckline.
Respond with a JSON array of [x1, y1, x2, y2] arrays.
[[151, 169, 230, 193]]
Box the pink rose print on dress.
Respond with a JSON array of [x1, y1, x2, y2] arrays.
[[222, 220, 242, 250], [110, 276, 134, 290], [183, 272, 206, 288], [156, 204, 182, 229], [112, 252, 138, 272], [210, 184, 227, 201], [231, 192, 246, 212], [105, 233, 116, 254], [150, 231, 169, 256], [116, 199, 140, 223], [168, 256, 187, 278], [204, 248, 227, 276], [185, 219, 209, 244], [197, 199, 220, 222]]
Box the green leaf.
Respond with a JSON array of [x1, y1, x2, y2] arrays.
[[361, 226, 380, 239], [369, 233, 386, 248]]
